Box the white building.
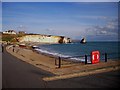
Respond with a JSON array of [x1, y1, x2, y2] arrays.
[[3, 30, 17, 35]]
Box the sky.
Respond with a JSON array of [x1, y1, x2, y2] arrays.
[[2, 0, 120, 2], [2, 1, 119, 41]]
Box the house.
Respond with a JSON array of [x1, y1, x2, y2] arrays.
[[18, 31, 26, 35], [2, 30, 17, 35]]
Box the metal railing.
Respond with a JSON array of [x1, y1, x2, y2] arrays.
[[55, 53, 108, 68]]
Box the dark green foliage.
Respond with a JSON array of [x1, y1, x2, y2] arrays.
[[2, 34, 25, 42], [2, 34, 16, 41]]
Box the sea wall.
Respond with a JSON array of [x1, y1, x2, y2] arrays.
[[17, 34, 71, 44]]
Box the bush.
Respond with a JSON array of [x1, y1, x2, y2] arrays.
[[2, 34, 17, 42]]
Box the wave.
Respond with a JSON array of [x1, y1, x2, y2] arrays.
[[35, 48, 71, 58], [34, 48, 91, 63]]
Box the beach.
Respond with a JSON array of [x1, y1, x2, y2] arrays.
[[6, 44, 56, 69], [6, 43, 120, 76]]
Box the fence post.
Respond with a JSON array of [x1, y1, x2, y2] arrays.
[[85, 55, 87, 64], [105, 53, 107, 62], [58, 57, 61, 68]]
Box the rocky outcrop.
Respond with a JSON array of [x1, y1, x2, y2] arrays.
[[17, 34, 71, 44], [80, 38, 86, 44]]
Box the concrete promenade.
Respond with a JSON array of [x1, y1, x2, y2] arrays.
[[2, 47, 120, 88]]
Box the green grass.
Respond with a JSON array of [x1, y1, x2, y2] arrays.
[[2, 34, 25, 42]]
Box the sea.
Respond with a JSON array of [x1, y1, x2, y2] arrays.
[[35, 42, 120, 62]]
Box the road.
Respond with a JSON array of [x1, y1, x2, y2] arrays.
[[2, 48, 54, 88], [2, 47, 120, 88]]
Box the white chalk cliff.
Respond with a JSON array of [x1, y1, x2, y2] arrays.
[[17, 34, 71, 44]]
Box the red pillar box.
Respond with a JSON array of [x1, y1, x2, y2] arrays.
[[91, 51, 100, 64]]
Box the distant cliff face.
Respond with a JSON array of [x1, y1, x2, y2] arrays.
[[17, 34, 71, 44]]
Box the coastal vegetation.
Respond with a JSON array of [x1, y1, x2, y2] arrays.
[[2, 34, 25, 42], [1, 30, 72, 44]]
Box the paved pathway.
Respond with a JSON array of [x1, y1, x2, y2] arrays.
[[2, 48, 120, 88], [2, 49, 54, 88]]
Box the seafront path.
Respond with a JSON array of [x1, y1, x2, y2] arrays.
[[2, 45, 120, 88]]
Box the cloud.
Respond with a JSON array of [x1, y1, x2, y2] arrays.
[[44, 17, 118, 40], [85, 18, 118, 36], [75, 16, 108, 20], [17, 25, 27, 31], [45, 28, 53, 31], [86, 35, 118, 41], [50, 25, 90, 38]]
